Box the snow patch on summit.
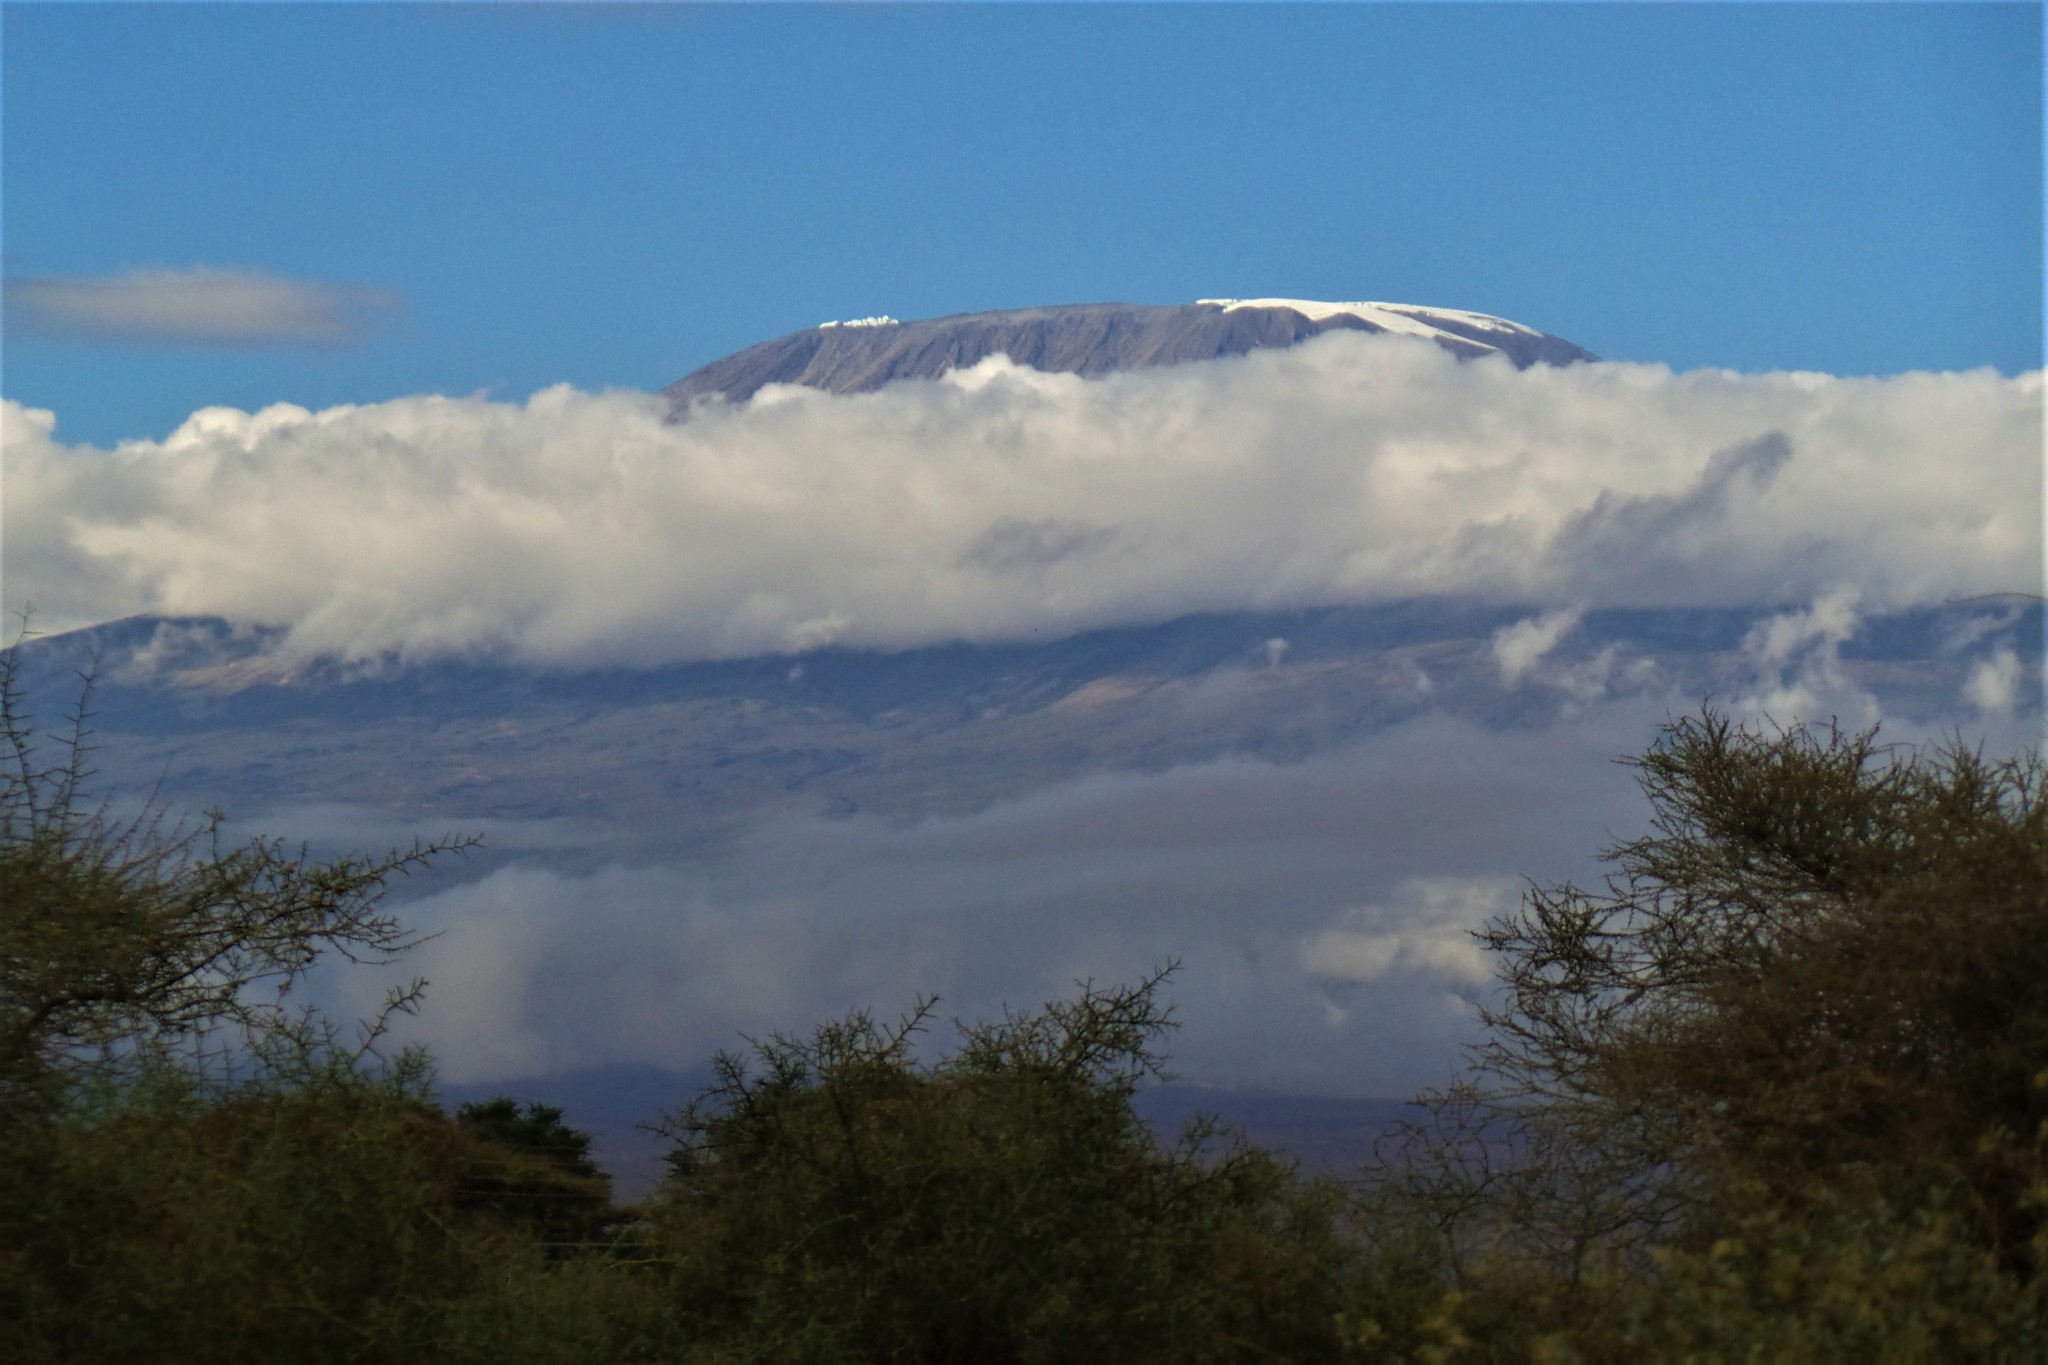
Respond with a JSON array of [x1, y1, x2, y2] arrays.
[[1198, 298, 1543, 353]]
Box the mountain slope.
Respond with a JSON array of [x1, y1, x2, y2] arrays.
[[663, 298, 1597, 413]]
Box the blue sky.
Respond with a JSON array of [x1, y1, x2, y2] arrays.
[[3, 2, 2041, 447]]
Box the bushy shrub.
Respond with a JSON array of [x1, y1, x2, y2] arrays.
[[646, 972, 1359, 1364], [1352, 711, 2048, 1356]]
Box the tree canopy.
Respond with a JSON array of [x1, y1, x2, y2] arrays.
[[647, 970, 1358, 1364], [0, 650, 468, 1117], [1358, 710, 2047, 1354]]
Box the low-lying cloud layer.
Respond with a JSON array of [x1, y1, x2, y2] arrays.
[[4, 266, 402, 347], [363, 707, 1660, 1093], [8, 333, 2039, 662], [353, 617, 2038, 1095]]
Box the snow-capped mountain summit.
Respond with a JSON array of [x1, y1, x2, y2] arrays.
[[663, 298, 1596, 414], [1196, 299, 1559, 351]]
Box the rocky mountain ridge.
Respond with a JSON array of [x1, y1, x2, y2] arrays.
[[663, 298, 1597, 413]]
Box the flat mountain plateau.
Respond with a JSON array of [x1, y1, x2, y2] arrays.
[[664, 298, 1597, 410]]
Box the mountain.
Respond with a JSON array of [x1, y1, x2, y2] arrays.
[[9, 602, 1999, 918], [12, 293, 2033, 1187], [10, 596, 2020, 1191], [663, 298, 1598, 413]]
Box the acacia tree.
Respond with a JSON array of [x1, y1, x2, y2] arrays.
[[0, 647, 469, 1112], [649, 969, 1359, 1364], [1357, 709, 2048, 1350], [452, 1097, 619, 1257], [0, 649, 689, 1363], [1485, 713, 2044, 1260]]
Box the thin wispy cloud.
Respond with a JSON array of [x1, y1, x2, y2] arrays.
[[4, 266, 402, 347]]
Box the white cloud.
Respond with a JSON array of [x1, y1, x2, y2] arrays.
[[1725, 586, 1877, 725], [1491, 607, 1660, 709], [1297, 875, 1518, 988], [1964, 647, 2025, 716], [1491, 607, 1581, 685], [4, 266, 401, 346], [5, 333, 2039, 659]]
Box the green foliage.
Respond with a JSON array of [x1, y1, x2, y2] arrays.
[[646, 969, 1360, 1364], [454, 1097, 621, 1256], [1354, 710, 2048, 1355], [12, 1069, 476, 1361], [0, 658, 676, 1362], [3, 1061, 682, 1364], [1623, 1173, 2046, 1361], [0, 648, 466, 1117]]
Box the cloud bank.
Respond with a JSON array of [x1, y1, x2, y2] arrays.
[[4, 266, 402, 346], [360, 604, 2036, 1096], [7, 332, 2039, 662], [365, 708, 1658, 1092]]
